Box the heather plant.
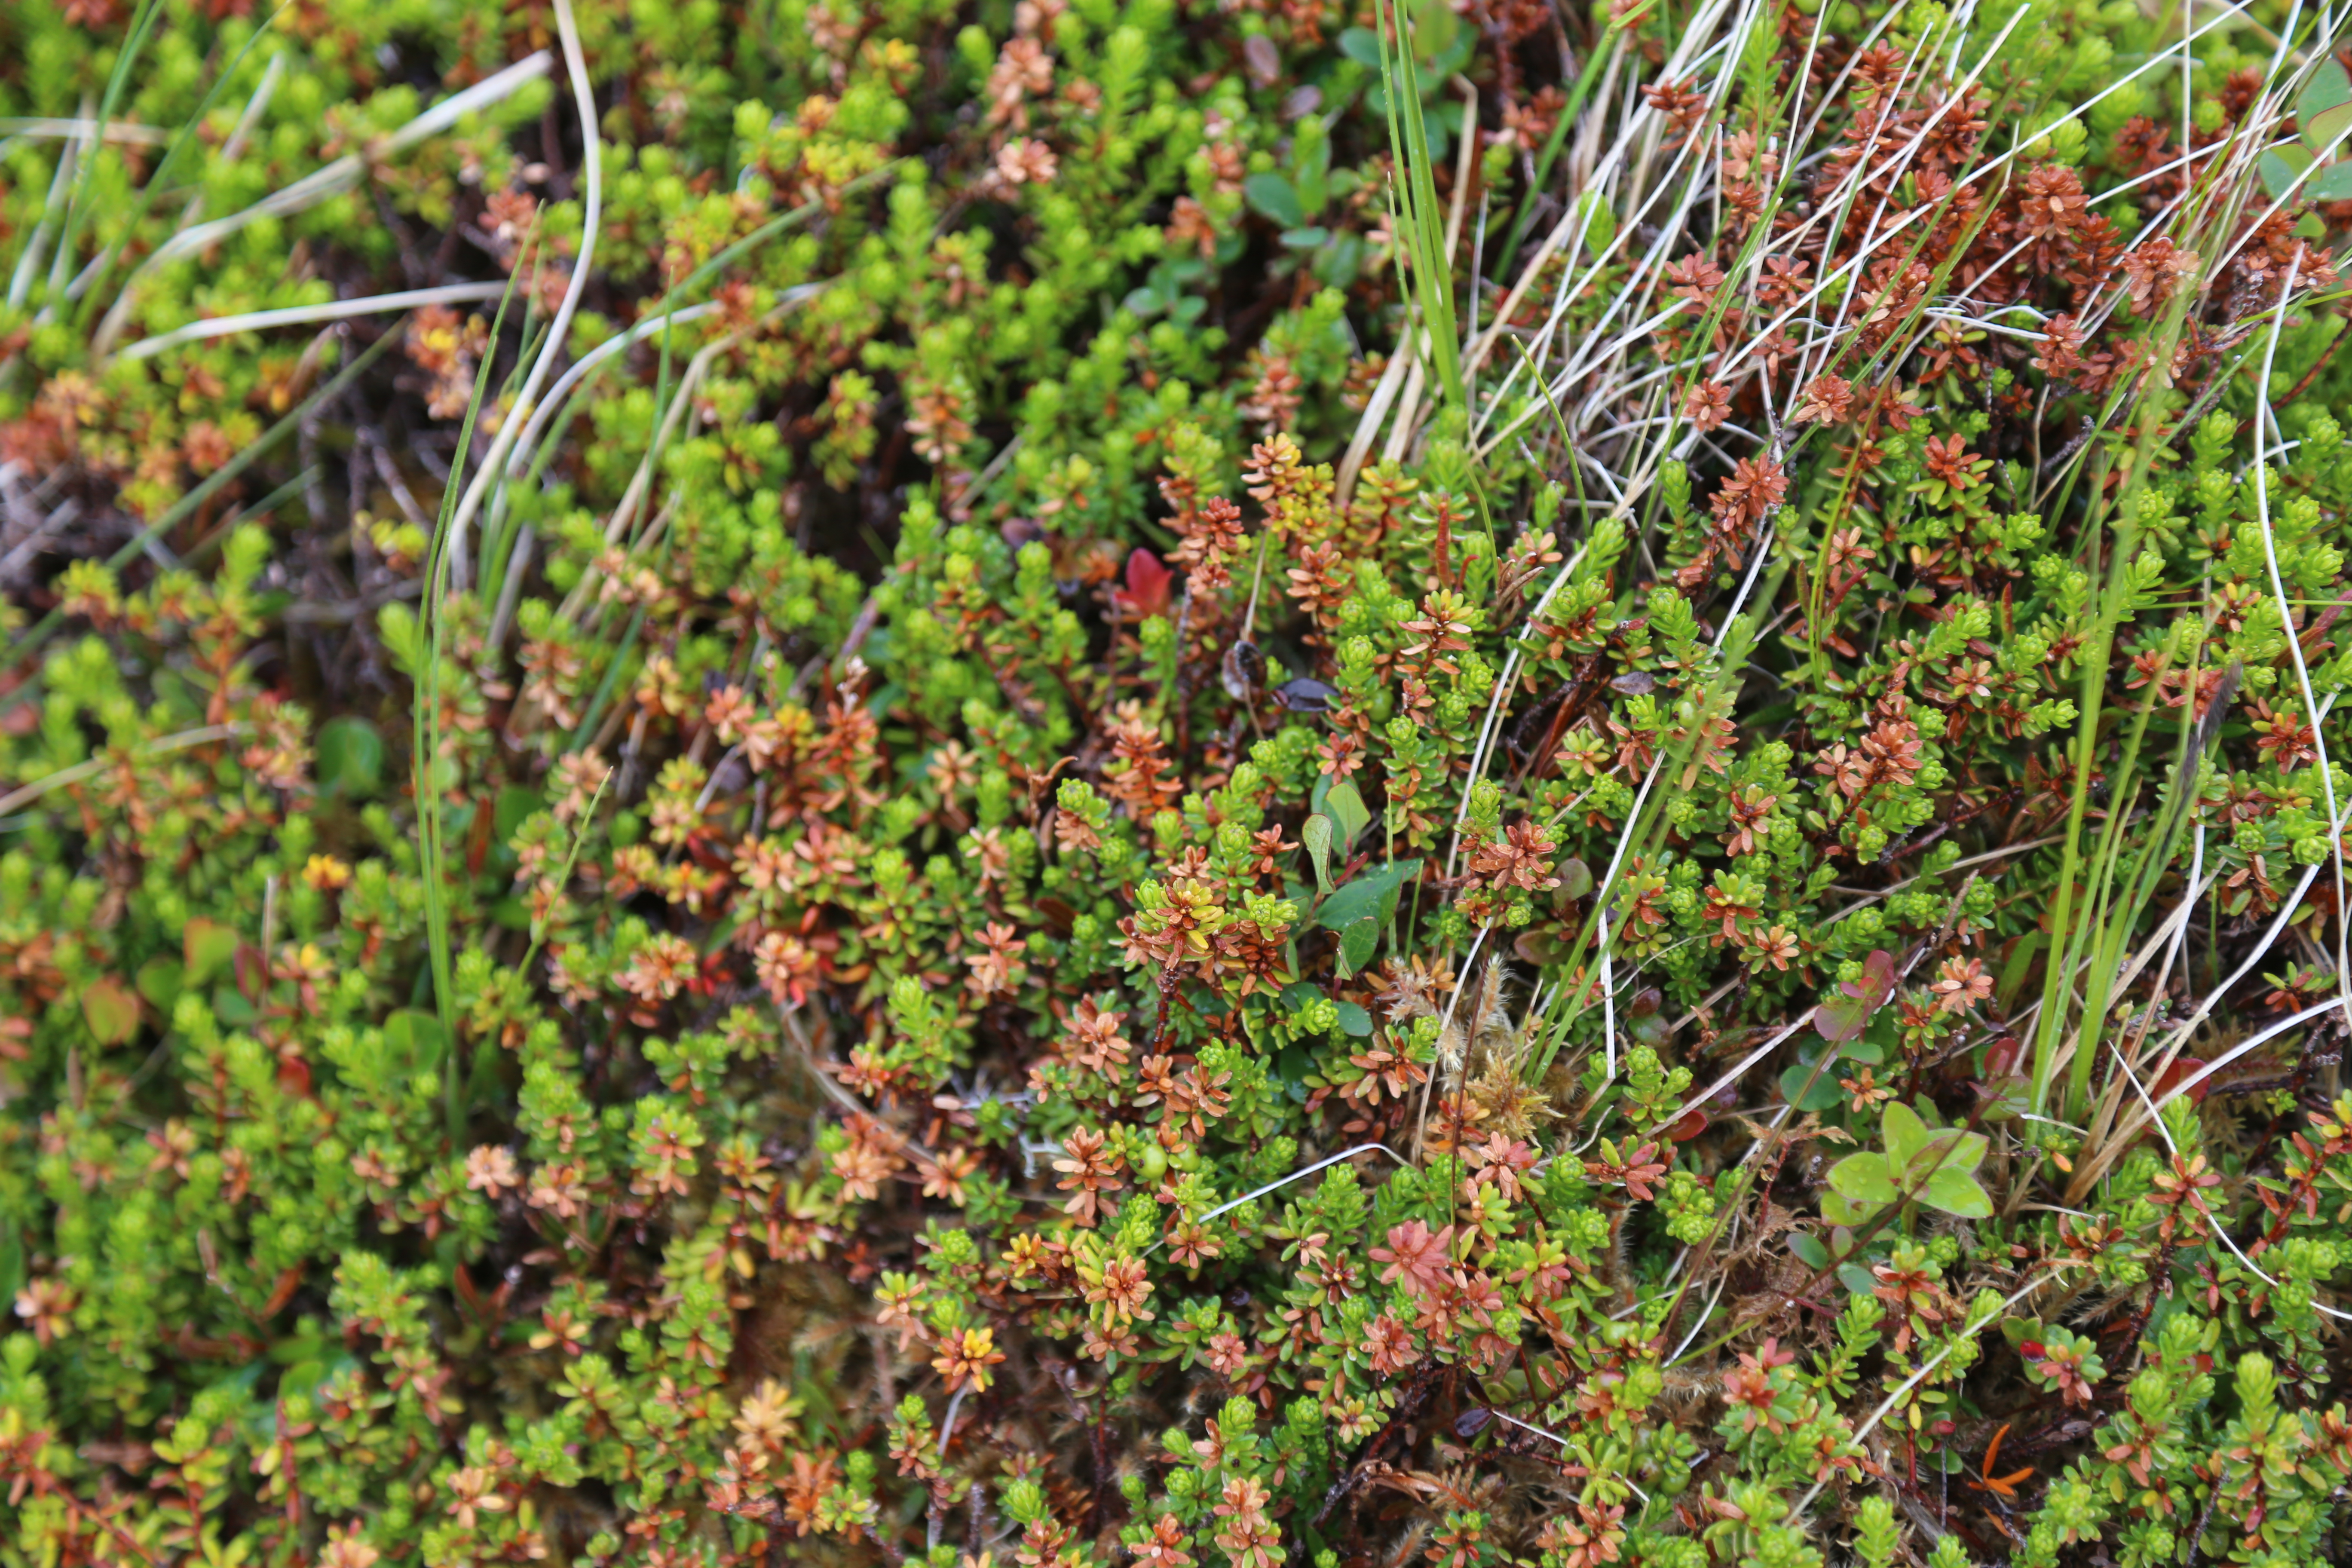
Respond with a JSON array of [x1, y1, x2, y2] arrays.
[[1, 0, 2351, 1566]]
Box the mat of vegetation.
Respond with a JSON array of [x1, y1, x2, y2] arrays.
[[3, 0, 2352, 1564]]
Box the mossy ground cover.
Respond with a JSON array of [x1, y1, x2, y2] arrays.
[[2, 0, 2352, 1565]]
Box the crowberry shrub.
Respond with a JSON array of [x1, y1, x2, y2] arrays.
[[2, 0, 2351, 1565]]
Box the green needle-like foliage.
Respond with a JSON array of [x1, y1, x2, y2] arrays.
[[0, 0, 2350, 1565]]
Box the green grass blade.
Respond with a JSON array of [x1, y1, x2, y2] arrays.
[[72, 6, 291, 333], [420, 265, 527, 1145], [1372, 0, 1464, 415], [49, 0, 168, 312]]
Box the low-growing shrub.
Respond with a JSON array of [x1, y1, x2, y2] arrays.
[[1, 0, 2349, 1565]]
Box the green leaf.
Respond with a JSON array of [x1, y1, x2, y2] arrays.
[[1325, 779, 1372, 847], [1245, 172, 1305, 228], [1788, 1232, 1830, 1271], [2309, 158, 2352, 202], [1835, 1262, 1880, 1297], [2306, 102, 2352, 156], [1920, 1166, 1994, 1219], [2300, 57, 2352, 117], [212, 983, 257, 1026], [136, 956, 184, 1012], [1779, 1055, 1846, 1112], [184, 916, 241, 986], [1311, 233, 1366, 288], [2299, 59, 2352, 147], [385, 1009, 447, 1074], [1928, 1128, 1989, 1178], [1828, 1151, 1899, 1205], [1337, 917, 1381, 977], [495, 784, 542, 837], [278, 1360, 327, 1407], [1338, 25, 1382, 64], [1977, 1079, 2032, 1124], [1334, 1000, 1374, 1036], [1274, 1044, 1315, 1096], [81, 977, 141, 1045], [1881, 1101, 1932, 1173], [315, 716, 386, 799], [1313, 858, 1420, 932], [1303, 814, 1334, 894], [2263, 143, 2316, 200], [1369, 0, 1464, 413]]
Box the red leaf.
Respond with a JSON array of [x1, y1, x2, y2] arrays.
[[1817, 949, 1897, 1041], [2151, 1056, 2211, 1105], [1111, 548, 1174, 619], [1982, 1035, 2023, 1077]]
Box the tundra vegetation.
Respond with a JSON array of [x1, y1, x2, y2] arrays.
[[1, 0, 2351, 1564]]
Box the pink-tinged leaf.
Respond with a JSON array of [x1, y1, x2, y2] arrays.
[[1817, 949, 1897, 1042], [1814, 1005, 1867, 1044], [1370, 1219, 1455, 1299]]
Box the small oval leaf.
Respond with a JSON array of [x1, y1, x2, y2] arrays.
[[1921, 1166, 1994, 1219], [1245, 172, 1305, 228], [184, 916, 241, 986], [2299, 58, 2352, 130], [135, 957, 184, 1013], [81, 977, 141, 1045], [1325, 780, 1372, 847], [1302, 814, 1334, 893], [315, 716, 386, 799], [2309, 156, 2352, 202], [1829, 1151, 1899, 1204], [1338, 25, 1383, 65]]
